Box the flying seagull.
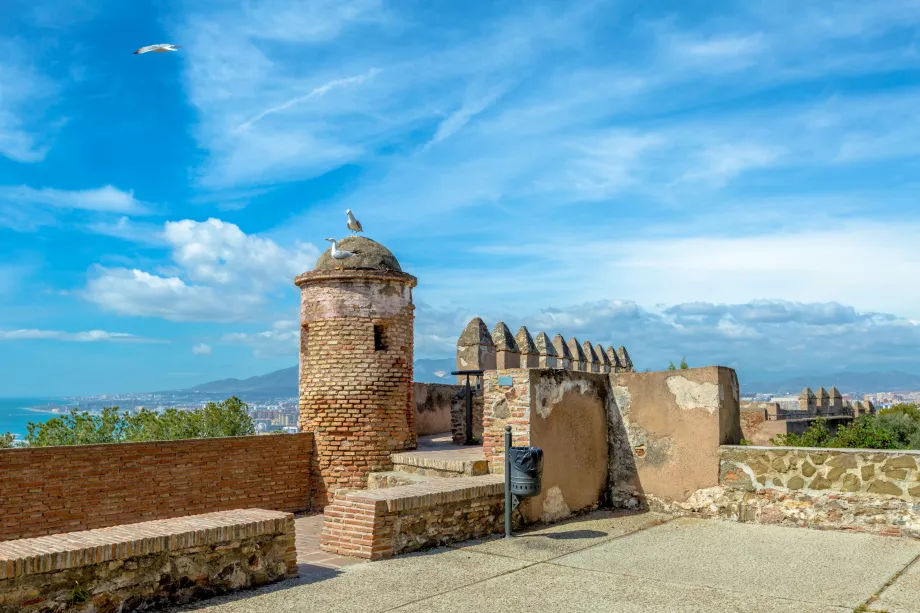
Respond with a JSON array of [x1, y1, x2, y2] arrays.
[[326, 238, 358, 268], [134, 44, 182, 55], [346, 209, 363, 235]]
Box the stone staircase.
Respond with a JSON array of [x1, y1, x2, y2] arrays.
[[366, 433, 489, 490]]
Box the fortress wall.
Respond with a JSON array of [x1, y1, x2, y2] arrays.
[[0, 433, 312, 541]]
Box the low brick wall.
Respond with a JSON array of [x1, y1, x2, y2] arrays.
[[662, 446, 920, 539], [0, 509, 297, 613], [320, 475, 507, 559], [0, 433, 312, 541]]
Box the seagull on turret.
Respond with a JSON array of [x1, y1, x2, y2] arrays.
[[346, 209, 363, 235], [133, 43, 182, 55], [325, 238, 358, 269]]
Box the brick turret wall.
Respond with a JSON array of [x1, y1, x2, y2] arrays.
[[296, 268, 418, 508]]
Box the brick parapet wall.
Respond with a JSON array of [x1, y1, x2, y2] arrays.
[[481, 370, 533, 473], [0, 509, 296, 612], [320, 475, 507, 559], [0, 433, 312, 541]]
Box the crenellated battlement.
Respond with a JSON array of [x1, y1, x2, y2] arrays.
[[456, 317, 635, 376]]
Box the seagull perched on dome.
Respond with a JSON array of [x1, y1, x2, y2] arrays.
[[346, 209, 363, 235], [133, 43, 181, 55], [325, 238, 358, 269]]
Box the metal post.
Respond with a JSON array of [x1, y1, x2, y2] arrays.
[[465, 374, 474, 445], [504, 424, 512, 538]]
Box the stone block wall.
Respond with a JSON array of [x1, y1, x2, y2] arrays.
[[482, 369, 611, 523], [0, 509, 296, 613], [720, 446, 920, 500], [609, 367, 742, 508], [0, 434, 312, 541], [660, 446, 920, 539], [414, 382, 461, 436], [320, 475, 507, 559]]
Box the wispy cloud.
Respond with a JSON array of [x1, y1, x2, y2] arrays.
[[0, 38, 60, 163], [0, 185, 147, 213], [0, 329, 161, 342]]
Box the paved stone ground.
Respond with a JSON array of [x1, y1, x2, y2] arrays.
[[294, 513, 366, 571], [170, 511, 920, 613]]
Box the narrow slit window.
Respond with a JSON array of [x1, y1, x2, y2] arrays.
[[374, 324, 387, 351]]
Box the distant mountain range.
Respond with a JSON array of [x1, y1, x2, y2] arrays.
[[167, 363, 920, 400], [168, 358, 456, 399], [740, 370, 920, 396]]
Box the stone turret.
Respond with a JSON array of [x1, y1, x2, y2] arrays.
[[816, 387, 830, 415], [583, 341, 601, 373], [535, 332, 557, 368], [829, 387, 843, 413], [568, 337, 587, 371], [596, 344, 611, 374], [296, 236, 417, 507], [616, 346, 633, 372], [799, 387, 816, 413], [491, 322, 520, 370], [516, 326, 539, 368], [457, 317, 496, 381], [552, 334, 572, 370], [606, 346, 623, 373]]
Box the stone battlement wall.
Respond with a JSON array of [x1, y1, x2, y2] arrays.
[[0, 433, 312, 542], [414, 382, 461, 436], [456, 317, 635, 381]]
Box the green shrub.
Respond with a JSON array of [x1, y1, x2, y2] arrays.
[[23, 397, 255, 447], [0, 432, 14, 449], [771, 413, 918, 450]]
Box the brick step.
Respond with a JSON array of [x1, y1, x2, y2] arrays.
[[389, 450, 489, 478], [366, 471, 441, 489]]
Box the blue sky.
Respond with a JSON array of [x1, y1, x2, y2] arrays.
[[2, 0, 920, 396]]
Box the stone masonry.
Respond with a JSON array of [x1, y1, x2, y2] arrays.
[[457, 318, 634, 376], [0, 509, 296, 613], [296, 237, 418, 508]]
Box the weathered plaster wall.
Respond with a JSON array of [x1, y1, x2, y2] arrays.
[[608, 367, 742, 507], [413, 382, 459, 435], [482, 369, 610, 524]]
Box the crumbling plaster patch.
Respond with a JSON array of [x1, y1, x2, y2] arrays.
[[540, 486, 571, 523], [534, 377, 595, 419], [666, 376, 721, 414]]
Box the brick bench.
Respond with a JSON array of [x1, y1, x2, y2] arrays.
[[0, 509, 297, 613], [321, 474, 515, 559]]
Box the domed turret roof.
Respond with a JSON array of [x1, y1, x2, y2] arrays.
[[313, 236, 403, 272]]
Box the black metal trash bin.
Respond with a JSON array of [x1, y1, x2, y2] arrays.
[[508, 446, 543, 498]]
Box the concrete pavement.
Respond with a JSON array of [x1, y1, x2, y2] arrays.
[[171, 510, 920, 613]]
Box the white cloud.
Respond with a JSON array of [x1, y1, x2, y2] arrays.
[[221, 320, 299, 357], [84, 219, 318, 322], [192, 343, 212, 355], [0, 329, 158, 342], [0, 185, 147, 213], [417, 298, 920, 380], [0, 38, 60, 163]]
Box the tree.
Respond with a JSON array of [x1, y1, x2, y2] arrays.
[[0, 432, 14, 449], [667, 361, 677, 371], [23, 397, 256, 447], [679, 357, 689, 370]]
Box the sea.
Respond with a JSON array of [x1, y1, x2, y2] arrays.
[[0, 397, 66, 440]]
